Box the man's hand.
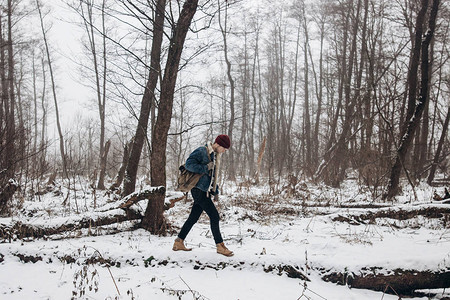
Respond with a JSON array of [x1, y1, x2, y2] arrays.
[[207, 162, 214, 171]]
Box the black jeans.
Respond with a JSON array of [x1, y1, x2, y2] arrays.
[[178, 188, 223, 244]]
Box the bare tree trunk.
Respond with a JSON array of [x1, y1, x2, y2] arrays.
[[0, 23, 2, 168], [312, 9, 325, 171], [427, 106, 450, 184], [317, 0, 361, 187], [0, 15, 9, 185], [356, 0, 369, 150], [0, 6, 16, 213], [249, 20, 261, 178], [275, 23, 288, 177], [335, 0, 361, 185], [292, 21, 301, 165], [97, 140, 111, 190], [316, 4, 351, 185], [40, 56, 48, 176], [385, 0, 440, 200], [14, 69, 25, 179], [141, 0, 199, 234], [415, 37, 434, 180], [111, 140, 131, 190], [31, 49, 39, 178], [37, 0, 68, 179], [300, 2, 312, 175], [123, 0, 166, 196], [0, 7, 15, 192], [428, 38, 445, 160], [78, 0, 109, 189], [325, 6, 350, 154], [237, 30, 249, 177], [401, 0, 429, 139], [218, 0, 236, 181], [253, 137, 266, 184], [6, 0, 15, 181]]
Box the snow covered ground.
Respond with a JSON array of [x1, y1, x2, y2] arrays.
[[0, 179, 449, 299]]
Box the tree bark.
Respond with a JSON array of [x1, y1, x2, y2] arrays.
[[123, 0, 167, 196], [312, 9, 325, 171], [317, 2, 351, 185], [319, 0, 361, 187], [1, 206, 142, 240], [6, 0, 15, 181], [325, 3, 350, 154], [385, 0, 440, 200], [401, 0, 429, 139], [39, 56, 48, 175], [1, 187, 166, 240], [335, 0, 361, 185], [119, 186, 165, 209], [0, 6, 15, 194], [80, 0, 109, 189], [218, 0, 236, 180], [427, 106, 450, 184], [141, 0, 199, 234], [415, 37, 434, 180], [300, 1, 312, 174], [356, 0, 369, 150], [323, 269, 450, 296], [0, 14, 9, 187], [97, 140, 111, 190], [110, 140, 131, 190], [37, 0, 68, 179]]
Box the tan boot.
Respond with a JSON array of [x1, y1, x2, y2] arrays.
[[172, 238, 192, 251], [216, 242, 234, 257]]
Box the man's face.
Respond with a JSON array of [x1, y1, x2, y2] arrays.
[[216, 145, 228, 154]]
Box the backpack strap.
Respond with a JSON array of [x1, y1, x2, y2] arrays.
[[206, 142, 215, 197]]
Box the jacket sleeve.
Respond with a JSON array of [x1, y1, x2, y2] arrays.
[[185, 147, 209, 174]]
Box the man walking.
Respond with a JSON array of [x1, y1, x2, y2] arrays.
[[173, 134, 234, 257]]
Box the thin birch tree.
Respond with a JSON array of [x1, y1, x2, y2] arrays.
[[36, 0, 68, 180]]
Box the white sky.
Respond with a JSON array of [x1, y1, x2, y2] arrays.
[[44, 0, 98, 132]]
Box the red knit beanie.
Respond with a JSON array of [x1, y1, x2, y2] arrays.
[[215, 134, 231, 149]]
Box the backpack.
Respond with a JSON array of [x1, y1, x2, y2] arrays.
[[175, 165, 203, 193], [176, 145, 213, 193]]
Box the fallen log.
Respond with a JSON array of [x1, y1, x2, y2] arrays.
[[0, 207, 143, 241], [164, 195, 186, 210], [118, 186, 165, 209], [118, 187, 185, 211], [1, 187, 167, 241], [332, 206, 450, 228], [322, 269, 450, 296], [264, 264, 310, 281]]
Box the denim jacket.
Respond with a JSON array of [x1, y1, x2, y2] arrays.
[[185, 145, 214, 192]]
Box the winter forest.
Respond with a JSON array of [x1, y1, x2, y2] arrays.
[[1, 0, 450, 299]]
